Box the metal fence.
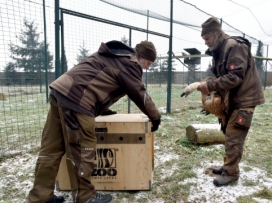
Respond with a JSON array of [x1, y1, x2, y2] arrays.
[[0, 0, 271, 157]]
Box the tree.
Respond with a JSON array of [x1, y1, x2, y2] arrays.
[[8, 18, 53, 73], [76, 41, 89, 63], [255, 41, 264, 81], [39, 41, 54, 71], [158, 59, 177, 83], [4, 62, 17, 85], [61, 49, 68, 73], [149, 58, 160, 72], [121, 35, 129, 46]]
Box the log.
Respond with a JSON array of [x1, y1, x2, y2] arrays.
[[0, 93, 6, 100], [186, 124, 225, 145]]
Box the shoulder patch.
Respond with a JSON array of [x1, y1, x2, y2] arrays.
[[229, 64, 235, 70]]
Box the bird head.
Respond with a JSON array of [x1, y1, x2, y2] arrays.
[[180, 92, 190, 98], [180, 82, 201, 98]]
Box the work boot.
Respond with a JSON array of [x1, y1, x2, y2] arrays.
[[45, 195, 64, 203], [213, 173, 239, 187], [101, 109, 117, 116], [212, 166, 223, 175], [77, 193, 112, 203]]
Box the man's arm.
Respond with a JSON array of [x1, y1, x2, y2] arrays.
[[207, 42, 249, 92]]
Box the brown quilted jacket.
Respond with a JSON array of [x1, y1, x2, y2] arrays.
[[50, 41, 160, 120], [206, 33, 265, 112]]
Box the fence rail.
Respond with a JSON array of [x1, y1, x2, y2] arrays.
[[0, 0, 271, 157]]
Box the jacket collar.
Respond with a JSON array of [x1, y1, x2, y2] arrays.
[[98, 40, 140, 64]]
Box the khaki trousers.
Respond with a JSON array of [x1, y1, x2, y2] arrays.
[[223, 108, 254, 178], [28, 95, 96, 203]]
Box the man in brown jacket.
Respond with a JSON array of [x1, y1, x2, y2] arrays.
[[197, 17, 265, 186], [28, 40, 161, 203]]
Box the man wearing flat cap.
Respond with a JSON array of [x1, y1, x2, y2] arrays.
[[28, 40, 161, 203], [196, 17, 264, 186]]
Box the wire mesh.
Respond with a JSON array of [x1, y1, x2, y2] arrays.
[[0, 0, 271, 157]]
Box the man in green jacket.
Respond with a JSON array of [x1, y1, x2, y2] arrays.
[[197, 17, 265, 186], [28, 40, 161, 203]]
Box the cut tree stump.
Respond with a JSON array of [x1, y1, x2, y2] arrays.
[[186, 124, 225, 145]]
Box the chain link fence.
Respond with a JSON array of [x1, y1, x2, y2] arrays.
[[0, 0, 271, 157]]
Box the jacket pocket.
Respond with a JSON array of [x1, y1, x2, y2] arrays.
[[234, 109, 253, 129]]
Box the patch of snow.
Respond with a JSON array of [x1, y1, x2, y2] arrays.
[[1, 152, 272, 203], [180, 161, 272, 203], [158, 107, 166, 114], [154, 153, 179, 165]]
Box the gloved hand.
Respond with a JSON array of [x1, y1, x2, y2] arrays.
[[151, 118, 161, 132], [101, 109, 117, 116], [197, 82, 209, 95]]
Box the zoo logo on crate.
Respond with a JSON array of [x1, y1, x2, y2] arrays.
[[91, 148, 118, 179]]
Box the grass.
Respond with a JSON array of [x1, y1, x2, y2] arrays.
[[0, 91, 49, 157], [237, 187, 272, 202], [1, 85, 272, 202]]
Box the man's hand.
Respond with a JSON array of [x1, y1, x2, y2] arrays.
[[197, 82, 209, 95], [151, 118, 161, 132]]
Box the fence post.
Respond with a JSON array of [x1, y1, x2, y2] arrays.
[[166, 0, 173, 114], [60, 10, 65, 75], [145, 10, 149, 89], [55, 0, 61, 79], [128, 28, 132, 113], [43, 0, 49, 103], [264, 45, 269, 89]]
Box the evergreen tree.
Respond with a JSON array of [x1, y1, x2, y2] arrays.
[[4, 62, 17, 85], [8, 18, 53, 73], [61, 49, 68, 73], [159, 59, 176, 82], [121, 35, 129, 46], [76, 41, 89, 63], [149, 58, 159, 72]]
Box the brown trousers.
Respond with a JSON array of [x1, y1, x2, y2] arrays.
[[223, 108, 254, 178], [28, 95, 96, 203]]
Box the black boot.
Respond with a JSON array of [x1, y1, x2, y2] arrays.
[[77, 193, 112, 203], [212, 166, 223, 175], [213, 173, 239, 187], [45, 195, 64, 203]]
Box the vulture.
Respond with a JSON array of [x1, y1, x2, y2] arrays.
[[180, 79, 227, 133]]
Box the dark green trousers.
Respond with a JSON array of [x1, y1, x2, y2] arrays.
[[223, 108, 254, 178], [28, 95, 96, 203]]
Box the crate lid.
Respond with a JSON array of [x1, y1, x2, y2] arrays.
[[96, 114, 149, 123]]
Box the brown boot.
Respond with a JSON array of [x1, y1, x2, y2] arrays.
[[213, 173, 239, 187], [212, 166, 223, 175]]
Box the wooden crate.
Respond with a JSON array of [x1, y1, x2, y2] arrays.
[[56, 114, 154, 191]]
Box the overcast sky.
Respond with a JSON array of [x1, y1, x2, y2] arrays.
[[59, 0, 272, 71], [181, 0, 272, 71], [188, 0, 272, 46], [0, 0, 271, 72]]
